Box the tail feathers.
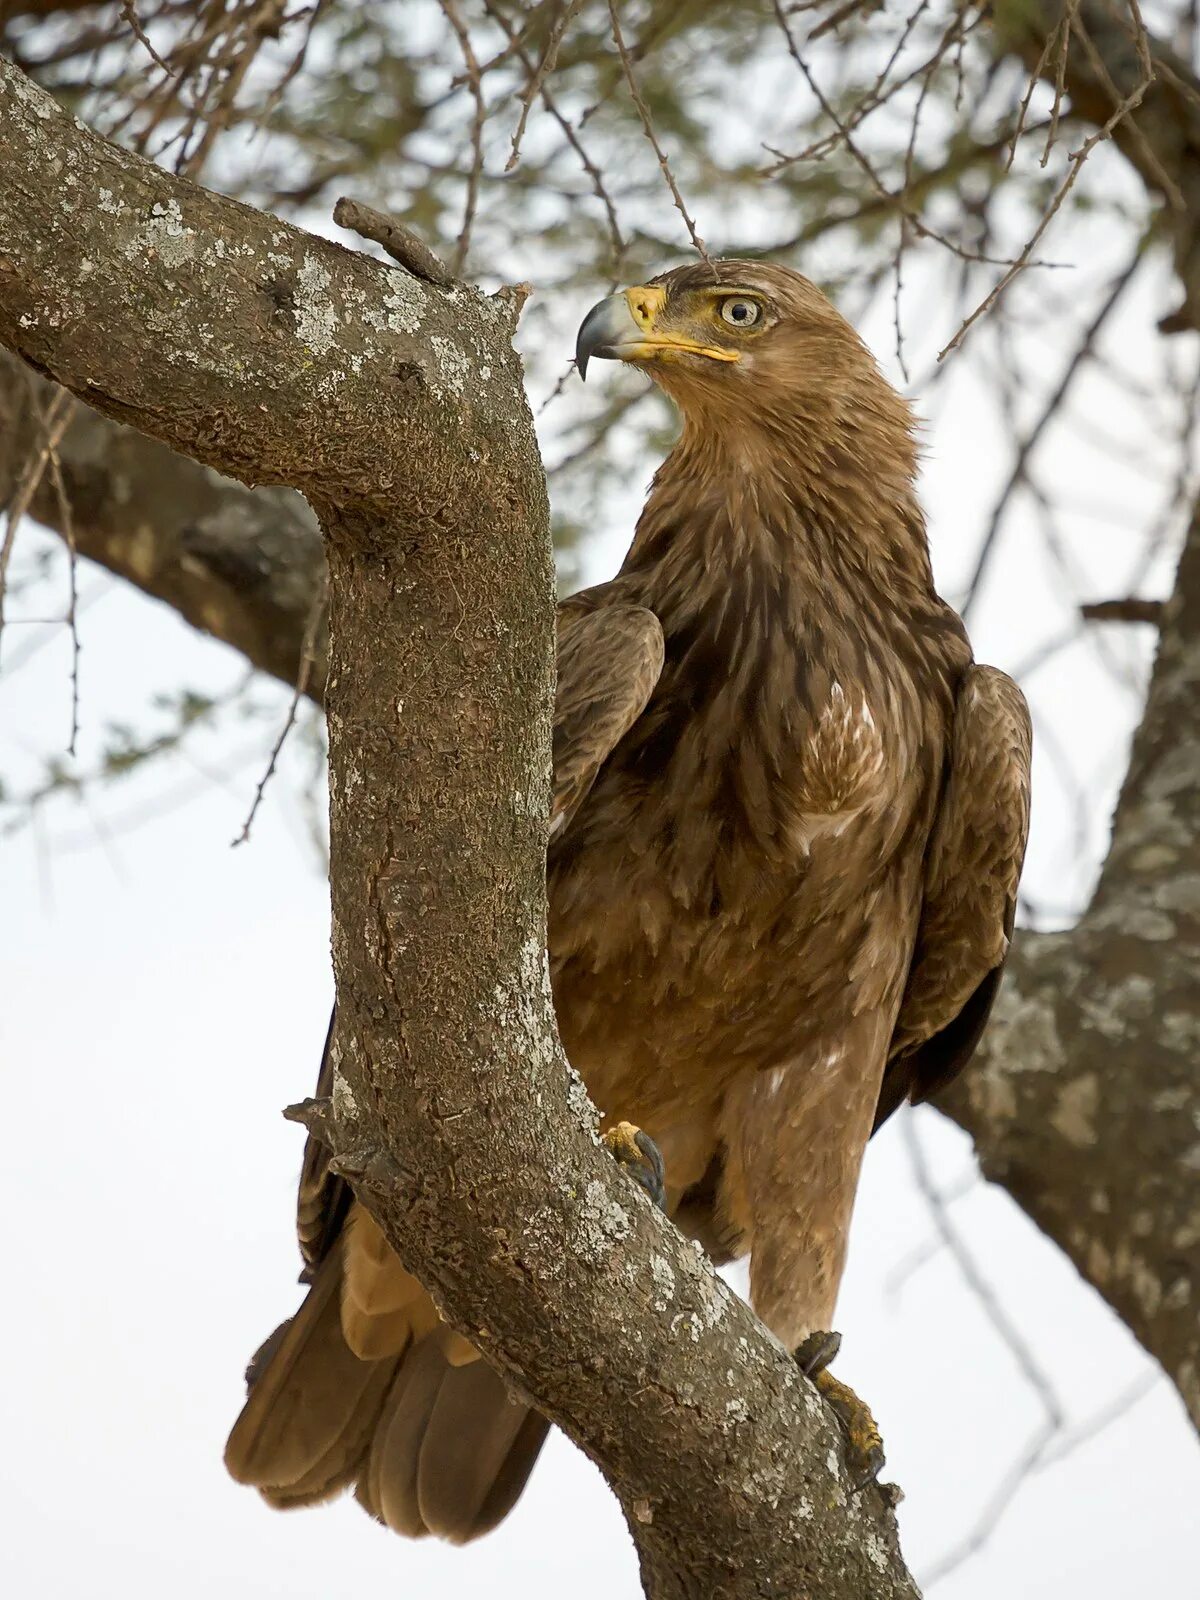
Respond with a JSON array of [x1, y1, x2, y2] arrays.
[[227, 1218, 549, 1541], [225, 1242, 400, 1500], [359, 1327, 547, 1543]]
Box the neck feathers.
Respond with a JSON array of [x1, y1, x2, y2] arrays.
[[624, 369, 933, 594]]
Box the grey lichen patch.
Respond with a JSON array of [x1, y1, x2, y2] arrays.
[[974, 987, 1064, 1122], [430, 334, 471, 397], [1162, 1011, 1200, 1053], [3, 61, 54, 118], [491, 934, 562, 1101], [650, 1253, 676, 1311], [577, 1177, 631, 1262], [119, 197, 197, 270], [565, 1061, 600, 1130], [332, 1066, 359, 1125], [1050, 1072, 1098, 1147], [361, 275, 424, 338], [294, 255, 341, 359], [1079, 971, 1156, 1040], [1144, 739, 1200, 806], [1155, 872, 1200, 917]]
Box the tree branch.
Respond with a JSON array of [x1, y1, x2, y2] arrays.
[[0, 351, 327, 695], [0, 54, 917, 1596], [938, 497, 1200, 1429]]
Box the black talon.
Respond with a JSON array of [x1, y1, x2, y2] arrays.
[[602, 1121, 667, 1210], [795, 1329, 842, 1378], [793, 1329, 886, 1490]]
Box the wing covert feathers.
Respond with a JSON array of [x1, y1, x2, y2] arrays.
[[879, 665, 1032, 1124], [550, 597, 664, 842]]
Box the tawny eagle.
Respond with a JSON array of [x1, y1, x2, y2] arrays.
[[226, 259, 1032, 1538]]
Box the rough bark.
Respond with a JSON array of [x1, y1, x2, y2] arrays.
[[0, 53, 918, 1598], [938, 500, 1200, 1428], [0, 352, 327, 694]]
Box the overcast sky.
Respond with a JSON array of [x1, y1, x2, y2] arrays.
[[2, 206, 1197, 1596]]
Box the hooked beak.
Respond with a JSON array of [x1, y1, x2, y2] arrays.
[[575, 286, 740, 380]]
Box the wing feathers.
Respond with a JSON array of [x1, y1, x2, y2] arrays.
[[877, 664, 1031, 1127], [550, 596, 664, 842]]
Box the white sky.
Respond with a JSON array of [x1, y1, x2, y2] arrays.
[[2, 194, 1198, 1599]]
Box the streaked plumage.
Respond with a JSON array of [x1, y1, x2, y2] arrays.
[[227, 260, 1031, 1537]]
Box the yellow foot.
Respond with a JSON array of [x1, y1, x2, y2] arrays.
[[602, 1121, 666, 1209], [795, 1330, 886, 1490]]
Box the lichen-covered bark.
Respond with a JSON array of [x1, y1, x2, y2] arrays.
[[940, 502, 1200, 1428], [0, 55, 919, 1597], [0, 353, 327, 694]]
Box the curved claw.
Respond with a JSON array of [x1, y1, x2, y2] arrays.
[[794, 1330, 886, 1491], [602, 1121, 667, 1209]]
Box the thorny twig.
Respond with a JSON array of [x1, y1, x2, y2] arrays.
[[607, 0, 708, 259], [437, 0, 487, 272], [0, 387, 74, 658], [938, 4, 1156, 358], [506, 0, 583, 171], [484, 0, 626, 272], [960, 247, 1144, 618], [232, 576, 326, 847]]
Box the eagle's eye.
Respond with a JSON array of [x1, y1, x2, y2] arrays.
[[719, 296, 761, 329]]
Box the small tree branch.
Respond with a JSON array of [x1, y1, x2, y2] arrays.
[[332, 196, 456, 286], [1080, 596, 1164, 624]]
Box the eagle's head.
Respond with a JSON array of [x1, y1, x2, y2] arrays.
[[576, 259, 906, 446]]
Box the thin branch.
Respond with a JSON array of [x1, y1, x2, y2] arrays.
[[959, 247, 1143, 618], [0, 386, 74, 657], [437, 0, 487, 273], [332, 197, 456, 286], [505, 0, 582, 172], [232, 575, 326, 847], [607, 0, 708, 259]]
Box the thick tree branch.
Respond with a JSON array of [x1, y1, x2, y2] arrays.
[[939, 498, 1200, 1427], [0, 352, 327, 694], [0, 54, 917, 1597]]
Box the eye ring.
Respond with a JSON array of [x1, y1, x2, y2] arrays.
[[719, 296, 761, 329]]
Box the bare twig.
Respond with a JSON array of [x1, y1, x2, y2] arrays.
[[607, 0, 708, 259], [1080, 596, 1165, 623], [960, 248, 1143, 617], [0, 386, 74, 656], [232, 576, 326, 847], [484, 0, 626, 273], [333, 197, 456, 286], [120, 0, 176, 77], [506, 0, 582, 171], [437, 0, 487, 273], [938, 4, 1155, 359], [45, 443, 81, 755]]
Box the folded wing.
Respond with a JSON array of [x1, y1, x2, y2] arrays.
[[875, 665, 1032, 1129]]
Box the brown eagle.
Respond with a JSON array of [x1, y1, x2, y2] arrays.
[[226, 260, 1032, 1538]]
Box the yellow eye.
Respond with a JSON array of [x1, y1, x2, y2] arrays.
[[719, 297, 761, 328]]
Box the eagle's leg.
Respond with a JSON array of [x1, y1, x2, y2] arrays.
[[602, 1121, 667, 1209], [717, 1019, 892, 1487], [795, 1331, 886, 1489]]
